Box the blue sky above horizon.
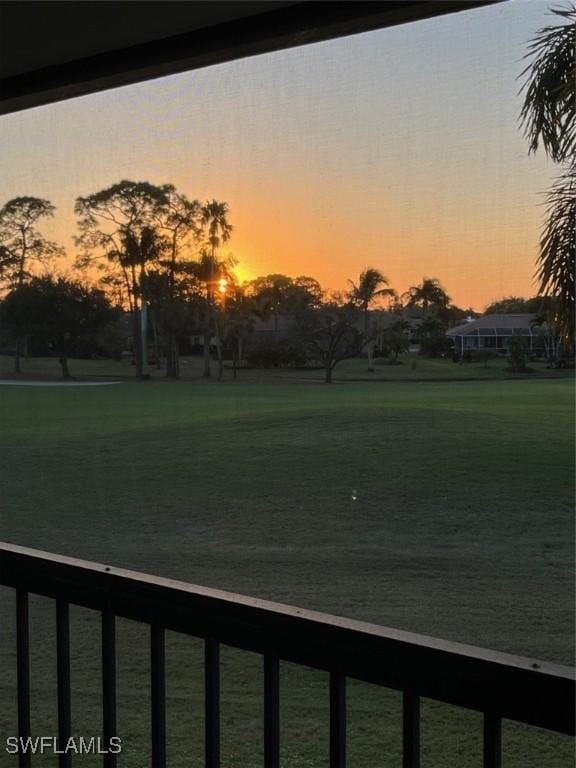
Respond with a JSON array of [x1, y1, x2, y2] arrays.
[[0, 0, 559, 309]]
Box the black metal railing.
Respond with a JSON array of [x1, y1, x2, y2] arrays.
[[1, 541, 574, 768]]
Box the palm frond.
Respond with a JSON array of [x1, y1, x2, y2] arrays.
[[519, 5, 576, 162], [536, 161, 576, 345]]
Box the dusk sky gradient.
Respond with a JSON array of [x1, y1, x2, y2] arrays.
[[0, 0, 557, 310]]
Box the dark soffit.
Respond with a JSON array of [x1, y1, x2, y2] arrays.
[[0, 1, 503, 116]]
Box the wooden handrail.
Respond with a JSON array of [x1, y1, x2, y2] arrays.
[[0, 541, 573, 735]]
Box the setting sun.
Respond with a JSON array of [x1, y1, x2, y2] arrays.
[[0, 3, 573, 765]]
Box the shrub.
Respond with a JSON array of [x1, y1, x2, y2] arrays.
[[245, 340, 307, 368], [507, 335, 529, 373], [418, 333, 451, 358], [467, 349, 501, 364]]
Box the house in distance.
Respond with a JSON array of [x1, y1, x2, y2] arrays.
[[446, 313, 550, 356]]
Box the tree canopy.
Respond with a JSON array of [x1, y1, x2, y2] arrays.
[[404, 277, 451, 312], [520, 6, 575, 351], [0, 276, 118, 378], [0, 196, 63, 288]]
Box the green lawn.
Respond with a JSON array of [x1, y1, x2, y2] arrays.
[[0, 375, 573, 766], [1, 350, 572, 384]]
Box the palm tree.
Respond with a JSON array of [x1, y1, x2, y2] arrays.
[[404, 277, 451, 312], [193, 250, 236, 380], [520, 6, 575, 162], [538, 165, 575, 347], [155, 191, 202, 377], [245, 274, 296, 342], [199, 201, 233, 377], [347, 268, 395, 370], [347, 268, 395, 327], [220, 288, 271, 380], [520, 5, 575, 351], [120, 226, 165, 377], [201, 200, 233, 274]]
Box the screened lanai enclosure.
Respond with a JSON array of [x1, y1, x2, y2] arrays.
[[446, 314, 552, 354]]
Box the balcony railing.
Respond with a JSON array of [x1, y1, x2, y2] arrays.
[[0, 541, 573, 768]]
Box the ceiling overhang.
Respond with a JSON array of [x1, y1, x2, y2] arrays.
[[0, 1, 502, 116]]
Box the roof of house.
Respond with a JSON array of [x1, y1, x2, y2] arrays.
[[446, 314, 543, 337]]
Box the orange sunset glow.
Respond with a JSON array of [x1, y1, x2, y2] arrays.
[[0, 1, 555, 310]]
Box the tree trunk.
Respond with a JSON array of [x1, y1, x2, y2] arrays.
[[150, 310, 162, 371], [203, 334, 212, 378], [133, 309, 144, 379], [140, 302, 148, 370], [59, 356, 72, 379], [13, 339, 21, 374], [13, 264, 26, 372], [216, 339, 224, 382], [324, 362, 333, 383], [166, 332, 180, 379], [234, 337, 243, 380], [366, 339, 375, 372]]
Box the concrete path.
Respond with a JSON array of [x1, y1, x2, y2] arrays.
[[0, 380, 124, 387]]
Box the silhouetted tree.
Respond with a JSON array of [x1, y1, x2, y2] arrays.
[[417, 315, 450, 358], [404, 277, 451, 312], [0, 196, 64, 371], [537, 165, 575, 351], [144, 263, 201, 375], [193, 246, 235, 380], [154, 190, 202, 377], [507, 335, 529, 374], [220, 287, 273, 379], [347, 267, 395, 370], [296, 301, 363, 383], [0, 197, 63, 288], [121, 225, 166, 372], [486, 296, 530, 314], [199, 200, 233, 378], [75, 180, 172, 377], [377, 319, 411, 362], [246, 273, 324, 346], [0, 276, 118, 378], [292, 276, 324, 308], [484, 296, 545, 314], [520, 6, 575, 350], [520, 6, 575, 161]]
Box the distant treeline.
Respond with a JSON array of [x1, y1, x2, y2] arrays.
[[0, 183, 567, 381]]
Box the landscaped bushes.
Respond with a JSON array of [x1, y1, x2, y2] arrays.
[[507, 335, 530, 373], [418, 333, 451, 358], [245, 340, 307, 368], [458, 349, 502, 364]]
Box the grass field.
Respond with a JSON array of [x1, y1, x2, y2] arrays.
[[0, 370, 573, 766], [1, 350, 573, 384]]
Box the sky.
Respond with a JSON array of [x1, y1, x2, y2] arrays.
[[0, 0, 559, 310]]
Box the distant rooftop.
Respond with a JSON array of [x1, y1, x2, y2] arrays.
[[447, 314, 543, 337]]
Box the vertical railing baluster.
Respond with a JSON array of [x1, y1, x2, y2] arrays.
[[205, 638, 220, 768], [263, 655, 280, 768], [151, 625, 166, 768], [329, 672, 346, 768], [16, 590, 31, 768], [101, 611, 117, 768], [56, 600, 71, 768], [483, 713, 502, 768], [402, 690, 420, 768]]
